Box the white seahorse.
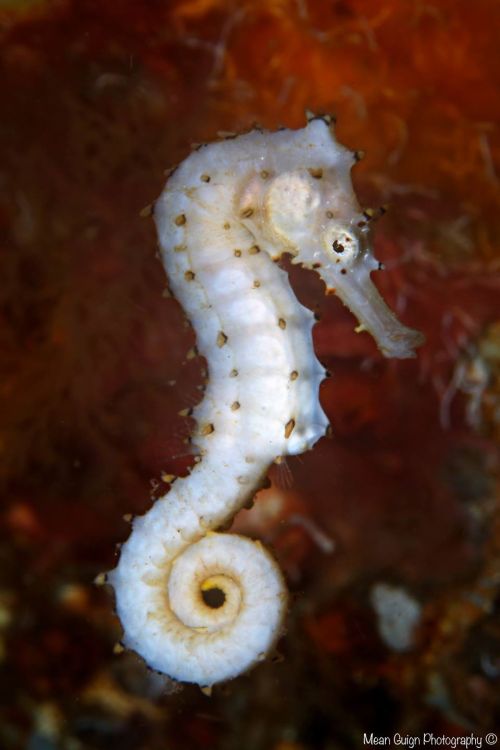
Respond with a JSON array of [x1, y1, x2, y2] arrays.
[[109, 117, 423, 687]]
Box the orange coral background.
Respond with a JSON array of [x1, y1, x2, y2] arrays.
[[0, 0, 499, 748]]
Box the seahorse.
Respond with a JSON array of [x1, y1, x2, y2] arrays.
[[108, 117, 423, 687]]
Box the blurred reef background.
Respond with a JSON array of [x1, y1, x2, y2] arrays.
[[0, 0, 499, 748]]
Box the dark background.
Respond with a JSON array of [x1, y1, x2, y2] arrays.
[[0, 0, 499, 747]]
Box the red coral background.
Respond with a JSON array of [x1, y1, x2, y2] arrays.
[[0, 1, 499, 748]]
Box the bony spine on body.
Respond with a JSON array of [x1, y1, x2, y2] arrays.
[[109, 117, 424, 687]]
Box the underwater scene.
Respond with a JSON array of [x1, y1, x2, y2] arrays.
[[0, 0, 499, 748]]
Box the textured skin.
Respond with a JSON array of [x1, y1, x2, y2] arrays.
[[109, 119, 423, 686]]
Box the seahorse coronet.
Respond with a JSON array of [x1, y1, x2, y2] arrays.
[[109, 118, 423, 686]]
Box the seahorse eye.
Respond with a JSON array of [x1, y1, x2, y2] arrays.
[[265, 171, 321, 241], [324, 228, 359, 266]]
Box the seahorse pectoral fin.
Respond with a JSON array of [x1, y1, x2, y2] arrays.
[[325, 266, 424, 359]]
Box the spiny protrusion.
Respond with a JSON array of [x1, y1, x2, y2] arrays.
[[308, 167, 323, 179], [278, 318, 287, 329], [184, 270, 195, 281], [174, 214, 186, 226], [217, 130, 237, 140], [123, 513, 133, 523], [271, 651, 285, 664], [284, 419, 296, 439], [94, 572, 107, 587], [200, 423, 215, 436], [178, 407, 193, 417], [234, 249, 242, 257], [139, 204, 153, 218], [260, 170, 270, 179], [305, 110, 335, 125], [253, 280, 261, 289], [113, 642, 125, 654], [249, 245, 260, 255], [363, 205, 388, 222], [290, 370, 299, 380], [230, 368, 239, 377], [174, 244, 187, 252], [241, 208, 254, 219], [231, 401, 241, 411], [161, 473, 177, 483], [200, 174, 211, 182], [223, 222, 231, 230], [186, 346, 198, 360], [217, 331, 228, 347]]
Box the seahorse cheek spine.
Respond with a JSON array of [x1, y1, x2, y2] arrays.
[[109, 119, 423, 687]]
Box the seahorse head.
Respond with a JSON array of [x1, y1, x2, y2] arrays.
[[238, 119, 424, 359]]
